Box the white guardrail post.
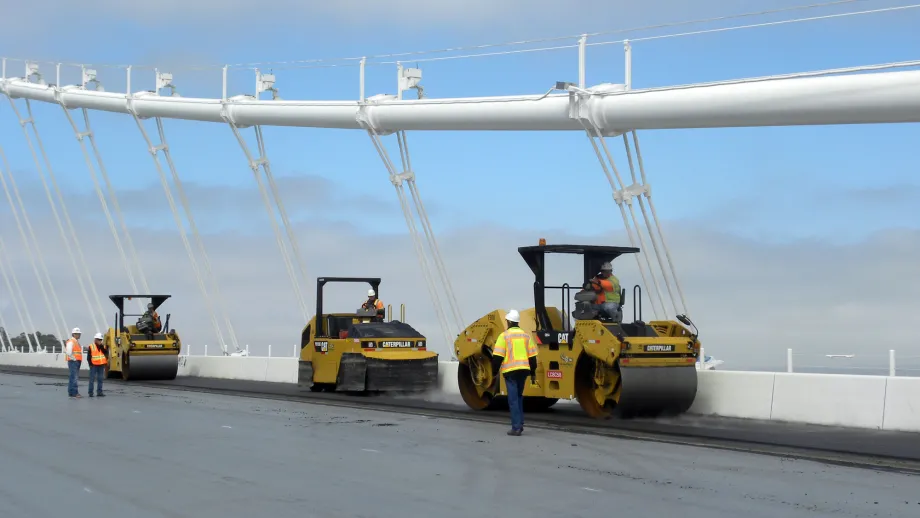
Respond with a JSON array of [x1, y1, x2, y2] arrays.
[[786, 348, 793, 373], [890, 349, 896, 377]]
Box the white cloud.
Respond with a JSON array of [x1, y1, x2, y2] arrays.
[[1, 172, 918, 373]]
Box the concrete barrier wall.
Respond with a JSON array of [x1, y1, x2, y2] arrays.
[[2, 352, 918, 433]]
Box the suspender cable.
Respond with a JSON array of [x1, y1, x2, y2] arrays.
[[0, 132, 68, 343], [128, 111, 231, 355], [590, 127, 669, 318], [7, 98, 105, 332], [59, 103, 150, 303], [363, 126, 455, 356], [396, 131, 465, 332], [226, 122, 310, 323], [0, 308, 11, 352], [150, 118, 240, 353], [0, 236, 40, 352], [578, 122, 666, 319], [629, 131, 690, 315]]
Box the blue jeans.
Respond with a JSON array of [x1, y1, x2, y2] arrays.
[[504, 371, 528, 431], [88, 365, 105, 395], [594, 301, 621, 321], [68, 360, 80, 396]]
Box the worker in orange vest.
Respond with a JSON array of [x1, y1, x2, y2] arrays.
[[64, 327, 83, 399], [361, 289, 385, 320], [87, 332, 108, 397], [490, 309, 538, 436], [590, 261, 622, 322]]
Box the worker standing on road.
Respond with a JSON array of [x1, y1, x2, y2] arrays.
[[64, 327, 83, 399], [87, 332, 107, 398], [490, 309, 538, 436]]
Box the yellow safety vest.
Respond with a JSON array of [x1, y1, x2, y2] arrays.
[[600, 274, 621, 304], [492, 326, 538, 374]]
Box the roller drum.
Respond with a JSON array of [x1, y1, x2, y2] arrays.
[[124, 353, 179, 381], [615, 365, 697, 417]]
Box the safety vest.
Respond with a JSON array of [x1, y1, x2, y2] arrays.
[[363, 299, 383, 310], [66, 338, 83, 362], [492, 326, 538, 374], [598, 275, 621, 304], [89, 342, 108, 366]]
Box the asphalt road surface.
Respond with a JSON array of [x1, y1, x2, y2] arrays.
[[0, 372, 916, 518]]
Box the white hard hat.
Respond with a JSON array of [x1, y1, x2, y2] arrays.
[[71, 327, 81, 335], [506, 309, 520, 322], [368, 289, 376, 297], [93, 332, 104, 340], [600, 262, 613, 270]]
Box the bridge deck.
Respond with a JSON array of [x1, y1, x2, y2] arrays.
[[1, 371, 918, 518]]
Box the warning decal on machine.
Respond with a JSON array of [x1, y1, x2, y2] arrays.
[[546, 370, 563, 379]]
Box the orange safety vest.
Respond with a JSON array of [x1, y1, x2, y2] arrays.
[[152, 311, 162, 332], [66, 338, 83, 362], [492, 327, 538, 374], [89, 342, 108, 366], [363, 299, 384, 310], [593, 275, 621, 304]]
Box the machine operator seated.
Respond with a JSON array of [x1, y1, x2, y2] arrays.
[[136, 302, 162, 335], [361, 289, 385, 320], [587, 262, 623, 323]]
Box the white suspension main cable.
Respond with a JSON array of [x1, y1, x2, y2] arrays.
[[0, 131, 68, 343], [226, 122, 310, 325], [59, 104, 142, 297], [630, 131, 689, 315], [0, 236, 40, 352], [7, 98, 105, 332], [362, 124, 455, 356], [396, 131, 465, 332], [127, 110, 230, 354]]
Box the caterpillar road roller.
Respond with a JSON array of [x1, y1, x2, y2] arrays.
[[104, 295, 182, 380], [455, 242, 701, 418], [297, 277, 438, 393]]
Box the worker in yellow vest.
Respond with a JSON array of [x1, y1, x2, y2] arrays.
[[64, 327, 83, 399], [490, 309, 538, 436], [87, 332, 108, 397]]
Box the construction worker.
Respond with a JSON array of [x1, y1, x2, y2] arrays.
[[87, 332, 107, 397], [362, 289, 385, 319], [490, 309, 538, 436], [64, 327, 83, 399], [590, 261, 622, 322], [137, 302, 162, 335]]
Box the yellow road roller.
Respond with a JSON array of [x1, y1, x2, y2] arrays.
[[104, 295, 182, 381], [455, 242, 701, 418], [297, 277, 438, 393]]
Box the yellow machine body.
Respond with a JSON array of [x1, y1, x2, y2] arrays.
[[455, 242, 701, 418], [297, 277, 438, 393], [103, 295, 181, 381]]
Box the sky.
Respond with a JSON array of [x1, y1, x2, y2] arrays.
[[0, 0, 918, 373]]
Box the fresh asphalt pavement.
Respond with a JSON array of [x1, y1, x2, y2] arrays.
[[0, 372, 917, 518]]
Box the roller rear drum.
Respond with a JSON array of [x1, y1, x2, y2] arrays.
[[122, 353, 179, 381]]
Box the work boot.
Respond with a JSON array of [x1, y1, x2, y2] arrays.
[[88, 393, 94, 398], [97, 393, 105, 397], [507, 429, 522, 436]]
